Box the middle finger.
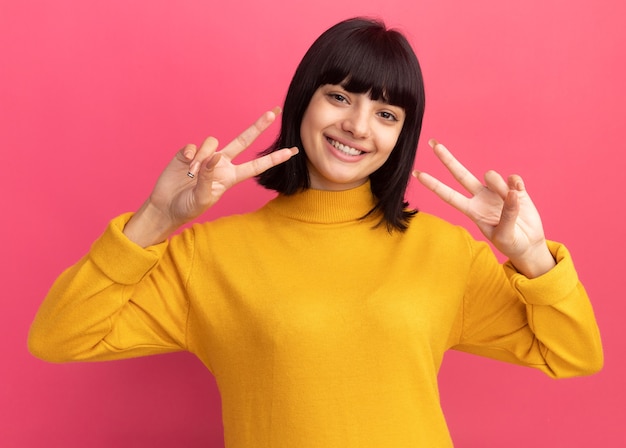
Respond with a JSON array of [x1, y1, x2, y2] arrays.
[[221, 107, 281, 160], [430, 139, 484, 195]]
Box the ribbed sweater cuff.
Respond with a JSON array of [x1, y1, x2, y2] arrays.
[[89, 213, 169, 285]]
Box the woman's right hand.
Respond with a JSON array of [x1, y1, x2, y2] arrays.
[[123, 109, 299, 247]]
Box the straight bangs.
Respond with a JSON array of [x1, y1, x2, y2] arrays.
[[258, 17, 426, 232], [317, 33, 420, 114]]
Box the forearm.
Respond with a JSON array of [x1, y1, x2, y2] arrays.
[[503, 241, 603, 377], [28, 214, 188, 363], [28, 255, 131, 362], [456, 240, 603, 378]]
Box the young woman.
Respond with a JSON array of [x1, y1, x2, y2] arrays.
[[29, 17, 603, 447]]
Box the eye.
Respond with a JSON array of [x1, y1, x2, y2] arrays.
[[378, 111, 398, 122], [328, 92, 349, 104]]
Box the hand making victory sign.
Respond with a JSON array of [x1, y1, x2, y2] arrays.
[[414, 139, 556, 278], [123, 108, 299, 248]]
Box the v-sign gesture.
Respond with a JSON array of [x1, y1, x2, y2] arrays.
[[124, 109, 299, 247], [414, 139, 555, 278]]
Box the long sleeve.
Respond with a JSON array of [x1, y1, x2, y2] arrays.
[[28, 213, 194, 363], [26, 183, 605, 446], [453, 238, 603, 378]]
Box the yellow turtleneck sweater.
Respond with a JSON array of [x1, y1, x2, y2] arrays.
[[29, 182, 603, 447]]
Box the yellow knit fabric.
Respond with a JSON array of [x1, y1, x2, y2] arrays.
[[29, 182, 603, 447]]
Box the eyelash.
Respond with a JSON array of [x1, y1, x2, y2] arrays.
[[378, 111, 398, 122], [327, 92, 399, 122], [329, 93, 348, 103]]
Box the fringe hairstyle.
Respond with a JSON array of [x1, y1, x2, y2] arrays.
[[257, 17, 425, 232]]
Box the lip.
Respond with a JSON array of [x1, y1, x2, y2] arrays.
[[324, 136, 369, 162]]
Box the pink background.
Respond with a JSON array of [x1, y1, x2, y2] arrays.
[[2, 0, 624, 446]]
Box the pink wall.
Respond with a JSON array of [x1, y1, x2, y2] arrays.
[[2, 0, 624, 446]]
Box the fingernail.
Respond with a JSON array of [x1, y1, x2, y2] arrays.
[[189, 161, 200, 177], [272, 106, 282, 116], [428, 139, 438, 148]]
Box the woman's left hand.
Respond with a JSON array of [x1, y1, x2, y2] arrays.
[[414, 139, 556, 278]]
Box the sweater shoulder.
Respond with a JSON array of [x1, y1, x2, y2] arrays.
[[406, 212, 489, 261], [183, 207, 269, 245], [408, 212, 473, 240]]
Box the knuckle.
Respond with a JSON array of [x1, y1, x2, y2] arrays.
[[236, 132, 251, 148], [254, 156, 270, 173], [180, 144, 197, 160]]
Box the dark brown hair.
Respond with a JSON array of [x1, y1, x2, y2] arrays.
[[257, 17, 425, 231]]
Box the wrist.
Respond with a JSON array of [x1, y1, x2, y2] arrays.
[[123, 201, 179, 248], [509, 241, 556, 279]]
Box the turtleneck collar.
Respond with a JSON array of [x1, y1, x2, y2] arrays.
[[265, 181, 379, 224]]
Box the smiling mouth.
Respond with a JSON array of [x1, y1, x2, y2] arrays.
[[327, 138, 364, 156]]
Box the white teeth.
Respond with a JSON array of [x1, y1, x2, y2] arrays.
[[328, 138, 363, 156]]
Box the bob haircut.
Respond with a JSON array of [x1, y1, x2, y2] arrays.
[[257, 17, 426, 232]]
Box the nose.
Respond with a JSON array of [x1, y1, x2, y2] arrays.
[[341, 105, 371, 139]]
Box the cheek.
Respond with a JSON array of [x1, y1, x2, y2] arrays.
[[380, 128, 402, 156], [299, 95, 324, 135], [300, 106, 327, 154]]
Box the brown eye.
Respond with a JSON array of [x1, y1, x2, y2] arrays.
[[329, 93, 348, 103], [378, 111, 398, 122]]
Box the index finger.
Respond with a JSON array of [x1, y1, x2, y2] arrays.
[[233, 147, 299, 185], [221, 107, 282, 160], [414, 170, 472, 215]]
